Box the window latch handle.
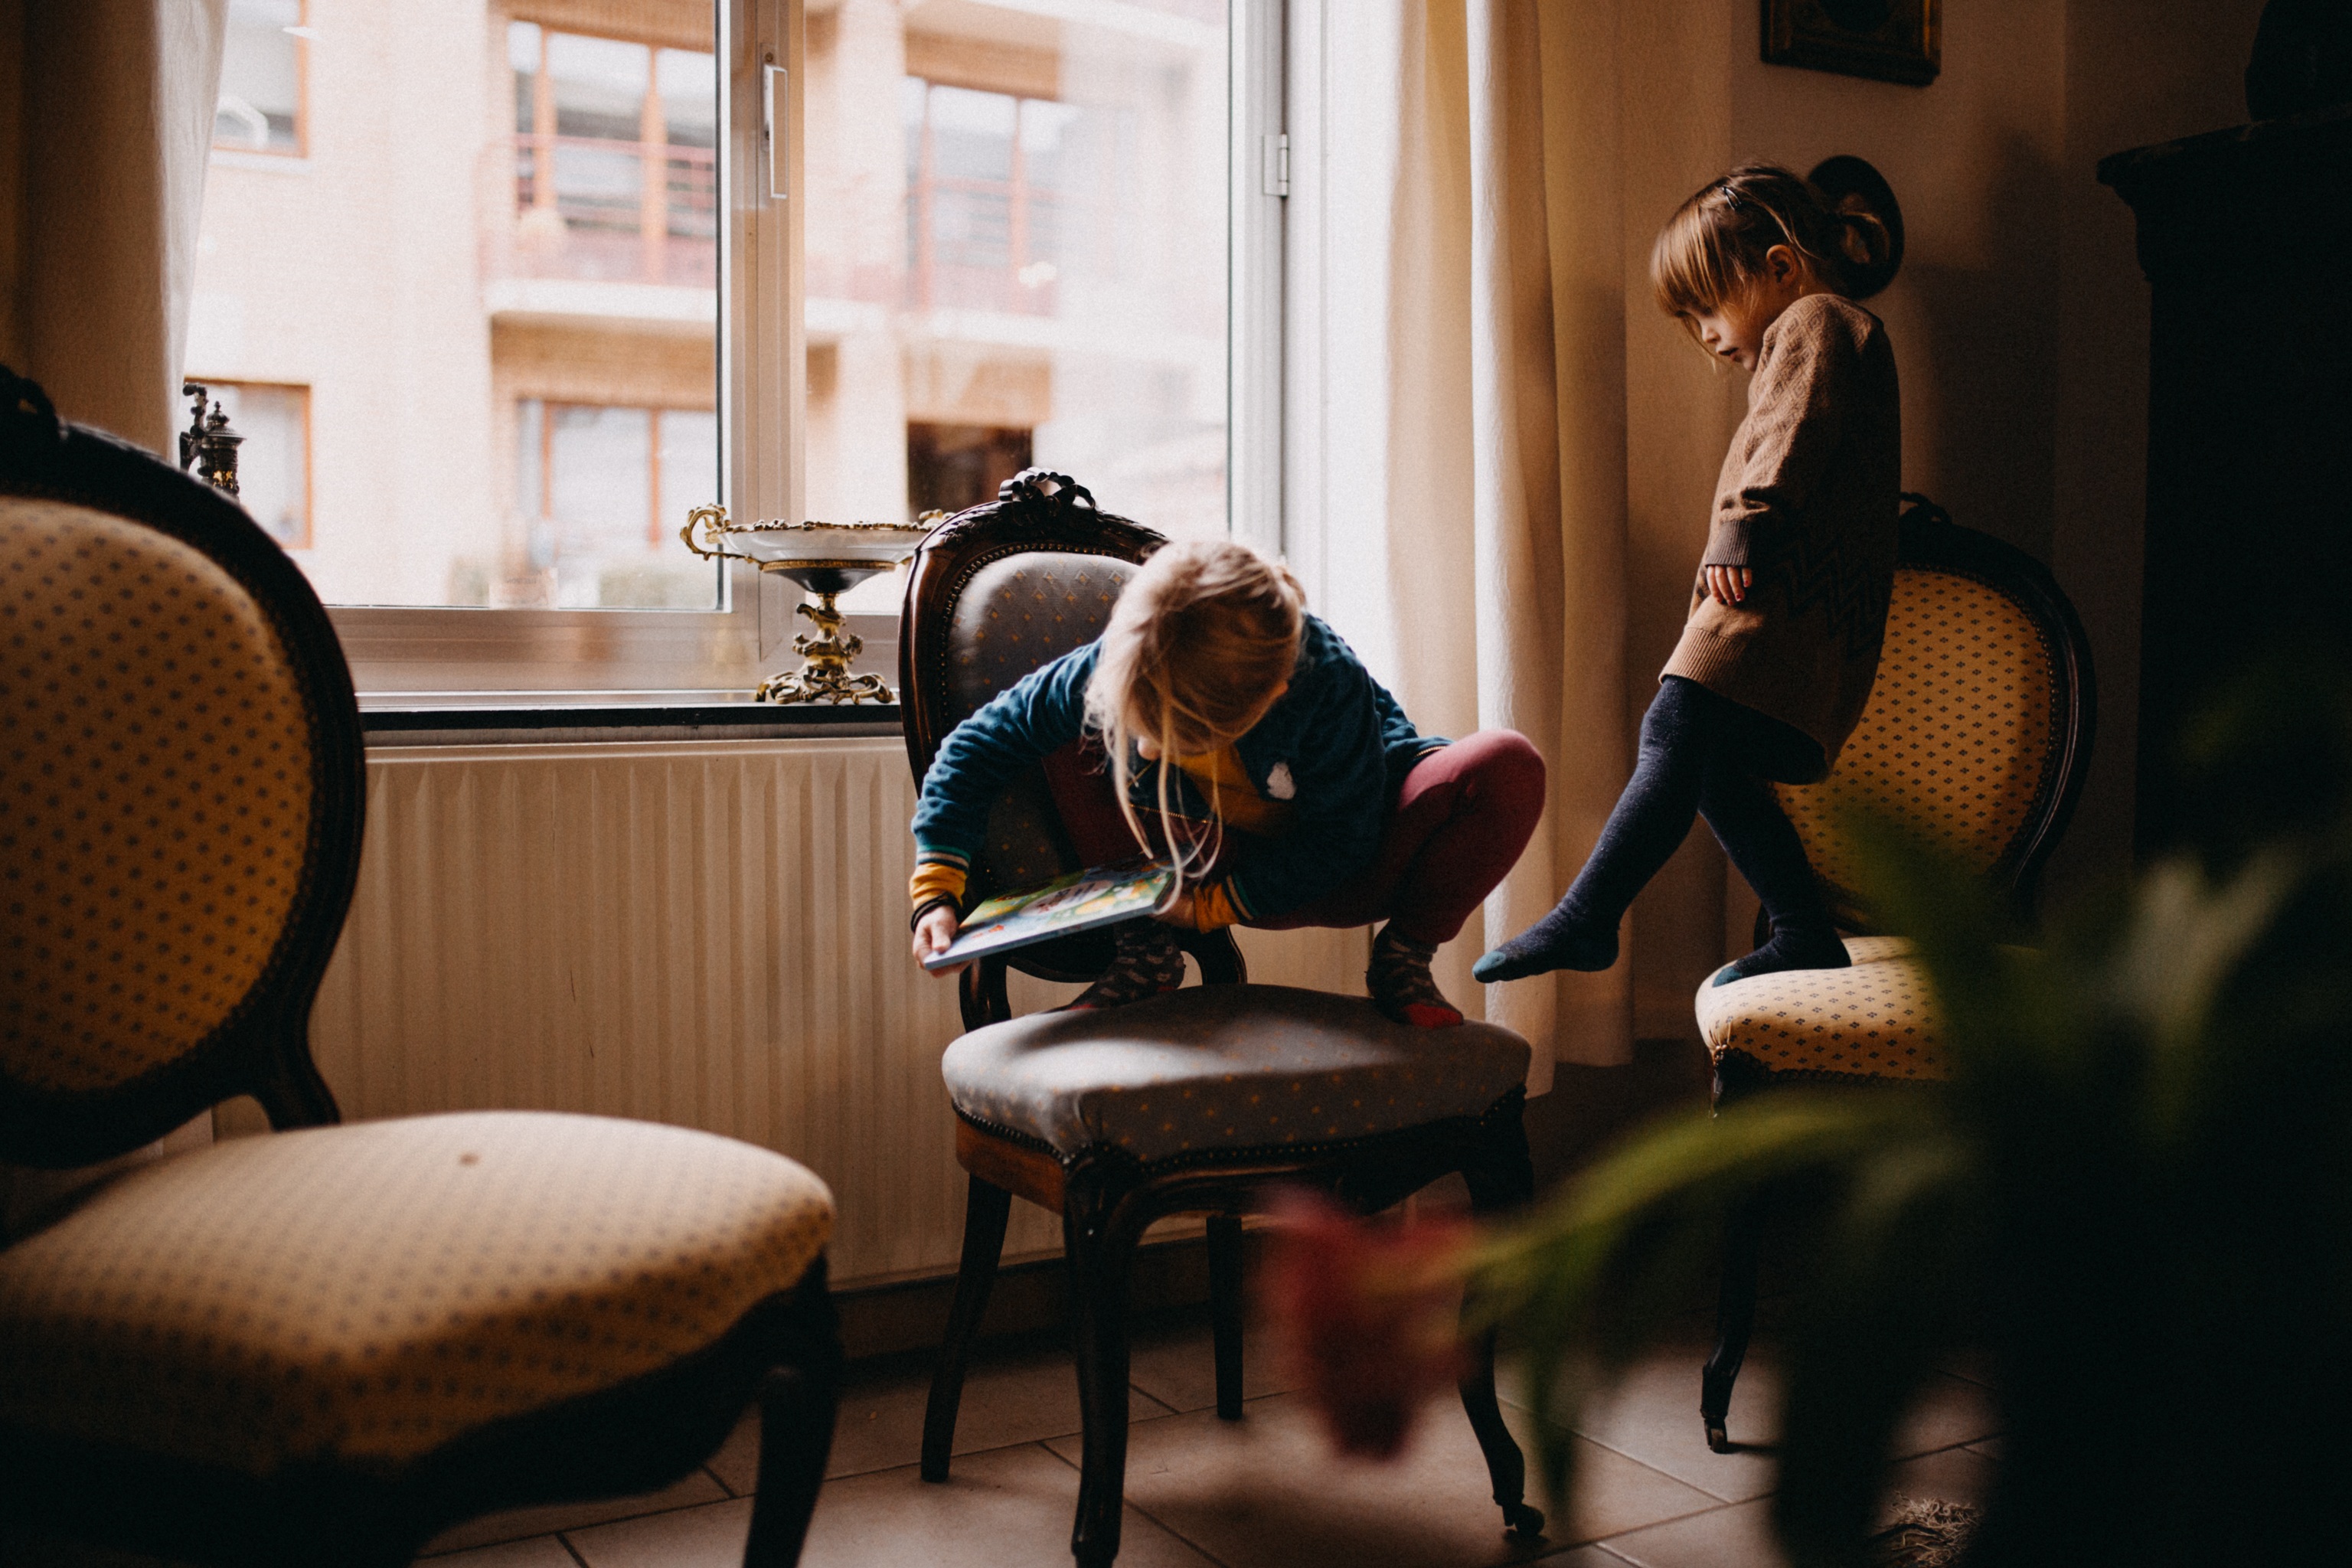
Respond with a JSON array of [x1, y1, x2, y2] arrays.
[[763, 62, 788, 201]]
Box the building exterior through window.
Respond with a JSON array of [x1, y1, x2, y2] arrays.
[[190, 0, 1230, 616]]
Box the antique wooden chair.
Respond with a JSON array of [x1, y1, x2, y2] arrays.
[[1692, 497, 2096, 1452], [900, 470, 1547, 1567], [0, 372, 841, 1567]]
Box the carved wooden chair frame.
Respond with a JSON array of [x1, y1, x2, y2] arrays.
[[1700, 495, 2097, 1453], [0, 377, 841, 1567], [899, 470, 1546, 1566]]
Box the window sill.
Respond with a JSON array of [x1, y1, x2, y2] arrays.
[[361, 696, 902, 748]]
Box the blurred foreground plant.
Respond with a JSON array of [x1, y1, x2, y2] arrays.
[[1263, 675, 2352, 1566]]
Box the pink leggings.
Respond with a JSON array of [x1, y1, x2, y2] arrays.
[[1044, 730, 1546, 946]]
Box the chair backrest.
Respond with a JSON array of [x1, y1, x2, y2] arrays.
[[899, 471, 1162, 975], [0, 372, 364, 1167], [1772, 498, 2095, 932]]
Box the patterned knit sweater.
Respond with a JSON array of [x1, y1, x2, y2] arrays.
[[1661, 292, 1901, 781]]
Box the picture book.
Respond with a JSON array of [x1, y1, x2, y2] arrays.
[[923, 858, 1177, 972]]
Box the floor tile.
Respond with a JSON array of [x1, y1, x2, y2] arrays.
[[1503, 1349, 1998, 1505], [1535, 1549, 1635, 1566], [1048, 1393, 1718, 1566], [1882, 1445, 1998, 1510], [1599, 1443, 1997, 1568], [1599, 1498, 1779, 1568], [1893, 1373, 2001, 1457], [1510, 1349, 1782, 1504], [417, 1470, 726, 1554], [706, 1346, 1177, 1491], [1126, 1316, 1296, 1413], [418, 1539, 580, 1567], [1965, 1436, 2004, 1459], [568, 1446, 1218, 1568]]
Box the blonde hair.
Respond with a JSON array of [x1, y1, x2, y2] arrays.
[[1651, 162, 1893, 332], [1083, 537, 1305, 893]]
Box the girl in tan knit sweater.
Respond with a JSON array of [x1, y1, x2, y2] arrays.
[[1479, 164, 1900, 988]]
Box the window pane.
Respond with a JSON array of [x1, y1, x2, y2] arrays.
[[215, 0, 302, 152], [207, 382, 309, 550], [194, 6, 723, 609], [808, 0, 1231, 593]]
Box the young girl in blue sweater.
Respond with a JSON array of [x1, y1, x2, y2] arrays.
[[909, 538, 1545, 1026]]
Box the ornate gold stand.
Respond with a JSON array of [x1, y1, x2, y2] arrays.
[[754, 564, 895, 704], [680, 505, 931, 707]]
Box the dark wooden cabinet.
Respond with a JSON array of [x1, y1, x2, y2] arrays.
[[2101, 106, 2352, 853]]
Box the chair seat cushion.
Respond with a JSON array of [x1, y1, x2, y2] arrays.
[[1694, 936, 1945, 1083], [942, 984, 1530, 1164], [0, 1112, 831, 1475]]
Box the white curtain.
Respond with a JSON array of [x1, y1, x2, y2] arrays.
[[8, 0, 227, 454], [1309, 0, 1650, 1075], [2, 0, 227, 1239]]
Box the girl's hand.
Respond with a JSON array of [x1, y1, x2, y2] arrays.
[[1155, 890, 1198, 929], [913, 905, 967, 975], [1704, 565, 1753, 606]]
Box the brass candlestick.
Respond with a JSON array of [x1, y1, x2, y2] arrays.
[[680, 505, 933, 706]]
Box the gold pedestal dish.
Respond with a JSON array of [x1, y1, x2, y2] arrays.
[[681, 506, 934, 705]]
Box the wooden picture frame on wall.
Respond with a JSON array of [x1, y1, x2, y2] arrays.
[[1762, 0, 1941, 87]]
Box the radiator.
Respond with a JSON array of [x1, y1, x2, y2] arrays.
[[299, 737, 1367, 1287]]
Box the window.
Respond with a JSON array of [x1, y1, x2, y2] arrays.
[[195, 4, 726, 628], [509, 24, 718, 289], [214, 0, 305, 155], [198, 381, 311, 550], [805, 7, 1236, 570], [190, 1, 1276, 696], [908, 422, 1033, 516], [505, 400, 719, 607]]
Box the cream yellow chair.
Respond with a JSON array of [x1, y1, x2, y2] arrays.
[[1692, 497, 2095, 1452], [0, 371, 841, 1566]]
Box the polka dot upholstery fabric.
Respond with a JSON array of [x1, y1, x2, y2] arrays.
[[0, 498, 313, 1093], [944, 984, 1530, 1165], [0, 1112, 831, 1474], [1695, 936, 1945, 1083], [1774, 567, 2056, 919], [944, 551, 1137, 729]]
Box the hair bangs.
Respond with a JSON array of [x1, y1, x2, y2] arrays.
[[1651, 199, 1746, 322]]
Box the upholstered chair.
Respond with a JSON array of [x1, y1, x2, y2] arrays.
[[899, 471, 1547, 1568], [0, 373, 841, 1567], [1692, 497, 2095, 1452]]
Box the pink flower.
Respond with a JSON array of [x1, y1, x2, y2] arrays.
[[1258, 1187, 1474, 1460]]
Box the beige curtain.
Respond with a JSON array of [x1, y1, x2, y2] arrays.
[[5, 0, 227, 454], [1, 0, 227, 1239], [1312, 0, 1645, 1073]]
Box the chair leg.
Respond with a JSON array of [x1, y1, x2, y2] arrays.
[[743, 1356, 840, 1568], [253, 1038, 341, 1129], [1207, 1212, 1245, 1420], [1064, 1175, 1138, 1568], [1459, 1111, 1547, 1537], [923, 1175, 1013, 1482], [1701, 1200, 1766, 1454]]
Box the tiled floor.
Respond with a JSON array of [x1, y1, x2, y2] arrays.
[[414, 1314, 1998, 1568]]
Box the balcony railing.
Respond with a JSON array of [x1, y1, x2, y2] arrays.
[[907, 175, 1062, 318], [509, 133, 717, 289]]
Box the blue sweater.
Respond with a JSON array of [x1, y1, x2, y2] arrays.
[[912, 616, 1440, 922]]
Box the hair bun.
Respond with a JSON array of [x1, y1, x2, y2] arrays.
[[1805, 155, 1904, 299]]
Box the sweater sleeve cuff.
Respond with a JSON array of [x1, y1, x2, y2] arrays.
[[1701, 513, 1754, 567], [910, 860, 969, 916]]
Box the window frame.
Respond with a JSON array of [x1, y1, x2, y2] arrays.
[[213, 0, 311, 161], [185, 377, 315, 551], [328, 0, 1285, 702]]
